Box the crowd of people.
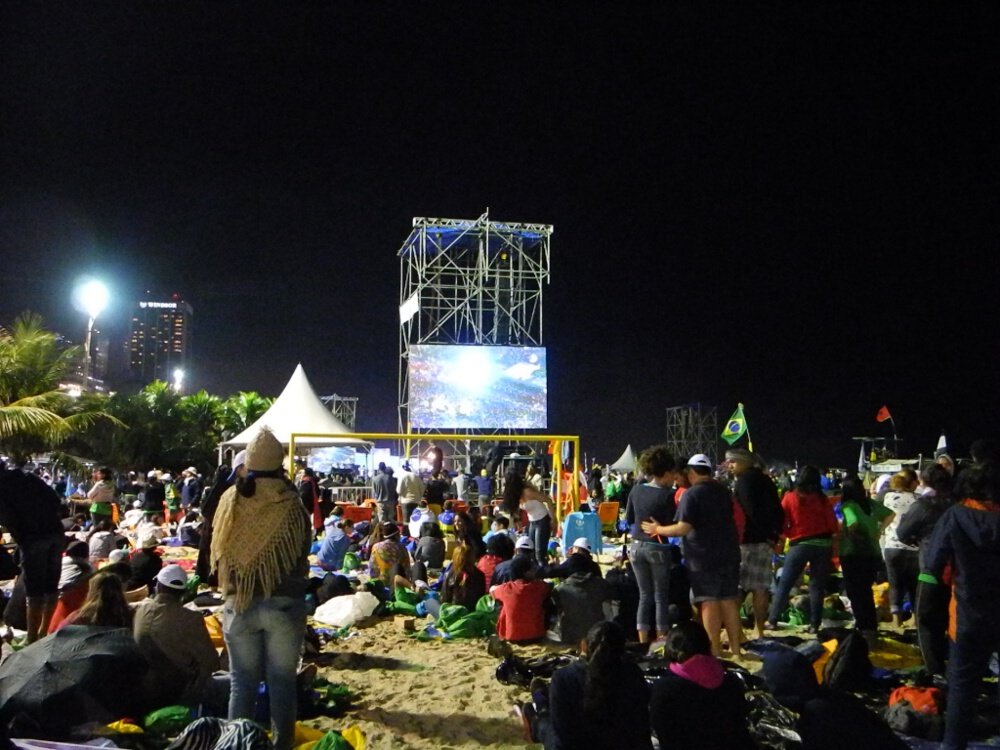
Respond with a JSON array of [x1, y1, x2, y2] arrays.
[[1, 435, 999, 749]]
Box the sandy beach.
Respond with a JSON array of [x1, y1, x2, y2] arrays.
[[304, 617, 557, 750]]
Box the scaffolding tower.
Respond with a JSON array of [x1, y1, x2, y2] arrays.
[[320, 394, 358, 431], [665, 404, 719, 466], [398, 210, 553, 467]]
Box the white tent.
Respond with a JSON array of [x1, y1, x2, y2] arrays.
[[219, 364, 368, 451], [610, 444, 637, 472]]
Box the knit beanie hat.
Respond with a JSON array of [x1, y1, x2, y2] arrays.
[[246, 428, 284, 472]]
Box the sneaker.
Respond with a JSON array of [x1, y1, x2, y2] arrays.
[[529, 677, 549, 712]]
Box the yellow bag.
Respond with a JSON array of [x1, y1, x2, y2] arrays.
[[106, 720, 144, 734], [204, 612, 225, 649], [341, 726, 366, 750], [292, 722, 327, 747]]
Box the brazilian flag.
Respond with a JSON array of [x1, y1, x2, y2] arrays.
[[721, 404, 747, 445]]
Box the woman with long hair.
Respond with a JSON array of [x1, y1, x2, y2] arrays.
[[503, 471, 555, 566], [453, 510, 485, 560], [440, 544, 486, 610], [211, 429, 311, 750], [517, 620, 652, 750], [766, 465, 839, 633], [56, 570, 132, 629], [624, 445, 676, 643]]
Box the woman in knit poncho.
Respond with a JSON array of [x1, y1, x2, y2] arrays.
[[211, 429, 311, 750]]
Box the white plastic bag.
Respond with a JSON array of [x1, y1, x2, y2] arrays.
[[312, 591, 380, 627]]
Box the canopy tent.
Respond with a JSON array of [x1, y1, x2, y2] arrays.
[[219, 364, 369, 451], [610, 444, 637, 472]]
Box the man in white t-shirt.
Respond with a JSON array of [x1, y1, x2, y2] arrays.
[[396, 462, 424, 521]]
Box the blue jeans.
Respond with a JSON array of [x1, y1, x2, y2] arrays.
[[223, 596, 307, 750], [630, 540, 672, 634], [769, 543, 832, 629], [529, 515, 551, 565], [943, 631, 1000, 749]]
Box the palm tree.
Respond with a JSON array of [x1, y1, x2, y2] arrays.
[[221, 391, 273, 439], [178, 390, 223, 469], [0, 312, 118, 463]]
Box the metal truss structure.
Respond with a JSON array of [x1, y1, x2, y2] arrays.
[[397, 210, 553, 465], [320, 394, 358, 431], [665, 403, 720, 467]]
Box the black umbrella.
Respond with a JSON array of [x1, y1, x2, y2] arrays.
[[0, 625, 149, 735]]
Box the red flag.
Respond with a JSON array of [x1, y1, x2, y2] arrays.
[[876, 405, 891, 423]]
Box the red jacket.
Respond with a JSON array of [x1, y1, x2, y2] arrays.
[[780, 491, 838, 542], [491, 579, 550, 642]]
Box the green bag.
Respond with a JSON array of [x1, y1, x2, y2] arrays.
[[314, 730, 353, 750], [436, 603, 470, 630], [442, 610, 495, 638], [475, 595, 498, 615], [342, 552, 360, 572], [143, 705, 194, 735]]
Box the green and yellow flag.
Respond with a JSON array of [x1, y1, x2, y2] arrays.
[[721, 403, 748, 446]]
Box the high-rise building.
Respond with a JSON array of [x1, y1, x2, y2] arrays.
[[126, 293, 193, 384]]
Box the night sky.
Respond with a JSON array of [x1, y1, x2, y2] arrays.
[[2, 6, 999, 468]]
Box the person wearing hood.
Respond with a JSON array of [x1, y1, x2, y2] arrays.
[[211, 429, 311, 750], [926, 463, 1000, 750], [650, 620, 753, 750]]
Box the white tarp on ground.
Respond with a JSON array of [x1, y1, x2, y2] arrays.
[[610, 444, 637, 472], [220, 363, 367, 449]]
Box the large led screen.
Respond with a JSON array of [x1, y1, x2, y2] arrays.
[[408, 344, 548, 429]]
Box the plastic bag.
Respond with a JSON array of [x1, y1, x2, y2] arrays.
[[313, 591, 380, 627]]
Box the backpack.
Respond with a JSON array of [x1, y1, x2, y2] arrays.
[[885, 687, 945, 739], [822, 630, 872, 691]]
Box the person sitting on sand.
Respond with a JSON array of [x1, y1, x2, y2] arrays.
[[87, 518, 126, 562], [134, 564, 225, 710], [483, 514, 517, 543], [649, 620, 754, 750], [551, 564, 613, 645], [54, 570, 134, 630], [477, 533, 514, 585], [368, 521, 412, 585], [542, 537, 602, 580], [317, 518, 354, 572], [453, 510, 486, 560], [517, 620, 652, 750], [411, 521, 445, 582], [491, 536, 540, 586], [491, 556, 551, 643], [126, 531, 164, 595], [408, 499, 436, 539], [440, 544, 487, 610]]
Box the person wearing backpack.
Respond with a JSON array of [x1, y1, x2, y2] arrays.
[[925, 462, 1000, 750]]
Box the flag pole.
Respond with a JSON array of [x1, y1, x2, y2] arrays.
[[740, 402, 753, 452], [889, 416, 898, 457]]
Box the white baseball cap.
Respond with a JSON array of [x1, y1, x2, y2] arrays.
[[571, 537, 592, 552], [515, 536, 534, 550], [686, 454, 714, 469], [155, 564, 188, 591]]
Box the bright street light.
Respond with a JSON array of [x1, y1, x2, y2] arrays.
[[173, 368, 185, 393], [73, 279, 110, 391]]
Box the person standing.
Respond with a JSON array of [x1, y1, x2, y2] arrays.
[[766, 466, 839, 634], [725, 447, 783, 639], [180, 467, 202, 512], [87, 467, 117, 524], [474, 469, 495, 514], [0, 462, 66, 642], [212, 429, 311, 750], [925, 464, 1000, 750], [881, 468, 921, 629], [372, 463, 398, 523], [642, 454, 743, 658], [624, 445, 676, 643], [838, 475, 892, 644], [504, 472, 556, 566], [297, 466, 322, 536], [425, 442, 444, 475], [395, 462, 424, 522]]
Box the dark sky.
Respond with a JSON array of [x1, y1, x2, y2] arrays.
[[2, 5, 999, 468]]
